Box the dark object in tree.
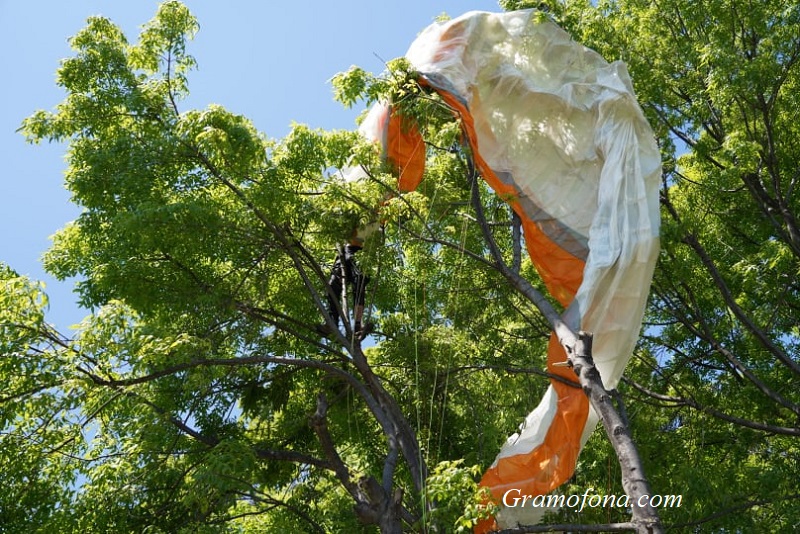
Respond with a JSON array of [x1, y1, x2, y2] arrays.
[[322, 244, 370, 337]]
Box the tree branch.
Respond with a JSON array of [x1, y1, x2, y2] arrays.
[[662, 195, 800, 376], [310, 393, 368, 507], [310, 393, 410, 531], [667, 492, 800, 530], [623, 377, 800, 436], [567, 333, 663, 534]]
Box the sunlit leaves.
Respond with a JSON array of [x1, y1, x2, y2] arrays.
[[130, 0, 198, 80], [331, 65, 373, 109], [176, 105, 266, 179], [424, 460, 497, 532], [0, 265, 84, 531]]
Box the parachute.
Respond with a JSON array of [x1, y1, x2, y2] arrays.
[[357, 9, 661, 532]]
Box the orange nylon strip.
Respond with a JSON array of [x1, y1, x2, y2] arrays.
[[386, 111, 426, 192], [475, 338, 589, 533], [518, 218, 583, 307], [414, 82, 591, 533]]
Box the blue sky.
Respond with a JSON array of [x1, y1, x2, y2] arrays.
[[0, 0, 500, 332]]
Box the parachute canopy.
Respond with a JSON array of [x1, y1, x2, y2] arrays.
[[359, 9, 661, 531]]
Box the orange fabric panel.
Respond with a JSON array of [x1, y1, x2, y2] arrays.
[[475, 337, 589, 533], [386, 111, 426, 192], [519, 218, 583, 307]]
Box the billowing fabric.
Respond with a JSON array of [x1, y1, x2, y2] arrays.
[[357, 103, 426, 193], [360, 9, 661, 532]]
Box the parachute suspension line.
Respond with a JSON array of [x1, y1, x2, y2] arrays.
[[380, 214, 428, 525], [433, 190, 471, 462], [363, 224, 385, 326], [403, 141, 448, 524], [346, 380, 364, 453], [432, 146, 479, 459], [418, 160, 456, 474], [402, 213, 427, 526]]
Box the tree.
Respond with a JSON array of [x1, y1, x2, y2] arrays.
[[8, 3, 544, 532], [7, 0, 799, 533]]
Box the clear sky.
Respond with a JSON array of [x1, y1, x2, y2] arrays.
[[0, 0, 501, 332]]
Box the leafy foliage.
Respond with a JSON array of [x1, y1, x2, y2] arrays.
[[424, 460, 497, 532]]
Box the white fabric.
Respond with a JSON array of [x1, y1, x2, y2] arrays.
[[406, 7, 659, 405]]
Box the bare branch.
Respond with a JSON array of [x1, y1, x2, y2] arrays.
[[667, 493, 800, 530], [310, 393, 365, 504], [682, 228, 800, 377], [623, 377, 800, 436], [567, 333, 663, 534]]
